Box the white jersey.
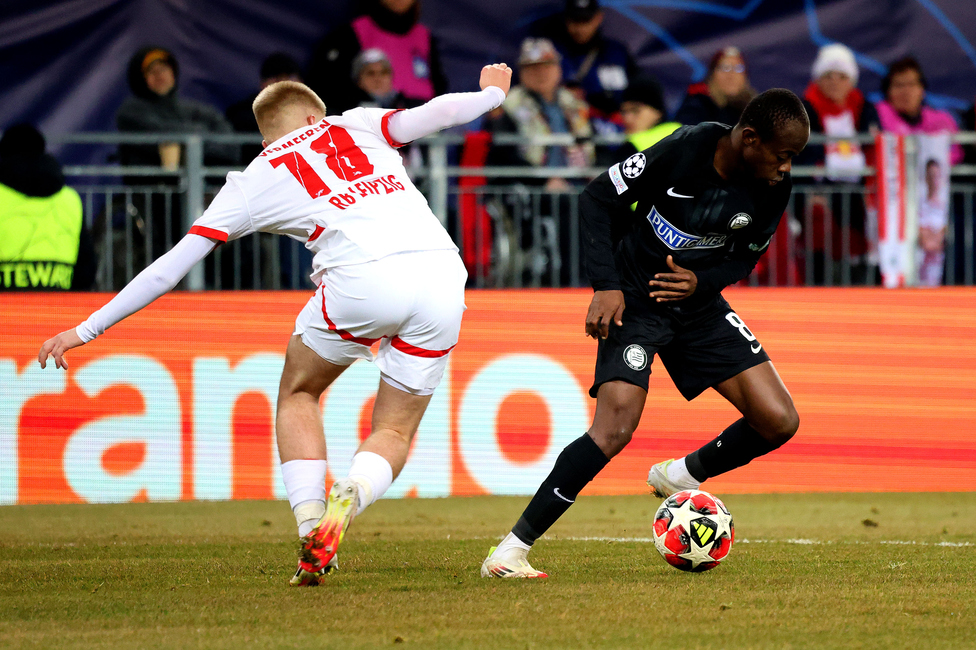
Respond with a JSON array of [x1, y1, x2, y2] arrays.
[[190, 107, 456, 285]]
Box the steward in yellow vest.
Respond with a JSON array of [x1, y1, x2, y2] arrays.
[[616, 76, 681, 212], [618, 75, 681, 162], [0, 124, 93, 291]]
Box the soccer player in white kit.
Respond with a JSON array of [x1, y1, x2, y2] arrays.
[[38, 64, 513, 586]]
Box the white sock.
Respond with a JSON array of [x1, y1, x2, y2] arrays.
[[346, 451, 394, 515], [281, 459, 327, 535], [494, 531, 532, 556], [667, 457, 701, 491]]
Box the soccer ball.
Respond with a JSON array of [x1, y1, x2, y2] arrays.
[[652, 490, 734, 572]]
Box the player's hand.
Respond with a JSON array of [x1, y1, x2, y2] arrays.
[[38, 328, 85, 370], [585, 290, 625, 340], [648, 255, 698, 303], [480, 63, 512, 96]]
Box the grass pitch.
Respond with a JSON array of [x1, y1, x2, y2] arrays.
[[1, 493, 974, 649]]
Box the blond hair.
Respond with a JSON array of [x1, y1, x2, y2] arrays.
[[252, 81, 326, 137]]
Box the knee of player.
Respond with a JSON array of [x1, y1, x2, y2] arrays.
[[590, 424, 634, 457], [765, 402, 799, 446]]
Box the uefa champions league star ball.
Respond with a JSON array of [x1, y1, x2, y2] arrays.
[[652, 490, 734, 572]]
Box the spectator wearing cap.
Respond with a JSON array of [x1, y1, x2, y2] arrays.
[[225, 52, 303, 160], [115, 45, 237, 263], [484, 37, 594, 286], [306, 0, 447, 115], [531, 0, 638, 124], [117, 46, 237, 168], [794, 43, 881, 285], [674, 46, 756, 127], [0, 124, 95, 291], [876, 56, 962, 164], [350, 48, 418, 110], [485, 37, 594, 192]]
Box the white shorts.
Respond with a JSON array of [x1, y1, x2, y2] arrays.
[[293, 250, 466, 394]]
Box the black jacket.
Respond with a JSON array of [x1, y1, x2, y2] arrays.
[[116, 46, 238, 170]]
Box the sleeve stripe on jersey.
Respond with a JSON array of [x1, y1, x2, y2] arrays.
[[188, 225, 229, 242], [308, 224, 325, 243], [381, 109, 407, 149]]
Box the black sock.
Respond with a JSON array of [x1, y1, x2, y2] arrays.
[[511, 434, 610, 545], [685, 418, 782, 482]]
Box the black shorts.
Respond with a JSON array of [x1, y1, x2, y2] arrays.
[[590, 294, 771, 401]]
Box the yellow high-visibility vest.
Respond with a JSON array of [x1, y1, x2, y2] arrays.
[[628, 121, 682, 154], [0, 183, 82, 290], [627, 122, 682, 211]]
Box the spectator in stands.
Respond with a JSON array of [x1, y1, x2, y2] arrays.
[[226, 52, 303, 162], [484, 38, 594, 285], [675, 46, 756, 127], [115, 46, 238, 262], [117, 46, 238, 169], [876, 56, 962, 164], [613, 75, 681, 162], [796, 43, 880, 285], [0, 124, 94, 291], [350, 48, 417, 109], [306, 0, 447, 115], [530, 0, 637, 129], [485, 37, 594, 192]]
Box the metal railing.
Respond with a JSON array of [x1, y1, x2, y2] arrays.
[[47, 131, 976, 290]]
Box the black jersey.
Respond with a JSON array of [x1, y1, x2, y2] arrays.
[[581, 122, 792, 309]]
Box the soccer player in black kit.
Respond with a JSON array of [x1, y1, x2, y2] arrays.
[[482, 89, 810, 578]]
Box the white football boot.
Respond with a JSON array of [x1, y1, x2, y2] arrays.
[[646, 459, 683, 498], [481, 545, 548, 579]]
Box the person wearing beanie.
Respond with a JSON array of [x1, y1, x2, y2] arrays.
[[617, 75, 681, 158], [0, 123, 95, 291], [675, 46, 757, 127], [350, 48, 417, 110], [305, 0, 448, 115], [795, 42, 880, 285]]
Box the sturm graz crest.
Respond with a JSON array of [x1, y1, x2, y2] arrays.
[[728, 213, 752, 229], [623, 344, 647, 370], [622, 153, 646, 178]]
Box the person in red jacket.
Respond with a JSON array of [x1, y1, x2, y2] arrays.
[[795, 43, 880, 285]]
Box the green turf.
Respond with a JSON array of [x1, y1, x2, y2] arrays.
[[1, 494, 974, 649]]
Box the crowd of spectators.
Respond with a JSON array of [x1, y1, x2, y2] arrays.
[[3, 0, 975, 291]]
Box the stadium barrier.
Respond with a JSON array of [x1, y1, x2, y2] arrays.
[[50, 132, 976, 291], [3, 288, 975, 505]]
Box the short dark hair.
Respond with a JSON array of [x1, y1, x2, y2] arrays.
[[737, 88, 809, 141], [882, 56, 927, 98]]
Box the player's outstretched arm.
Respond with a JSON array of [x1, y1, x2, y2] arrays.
[[37, 233, 218, 369], [384, 63, 512, 144]]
